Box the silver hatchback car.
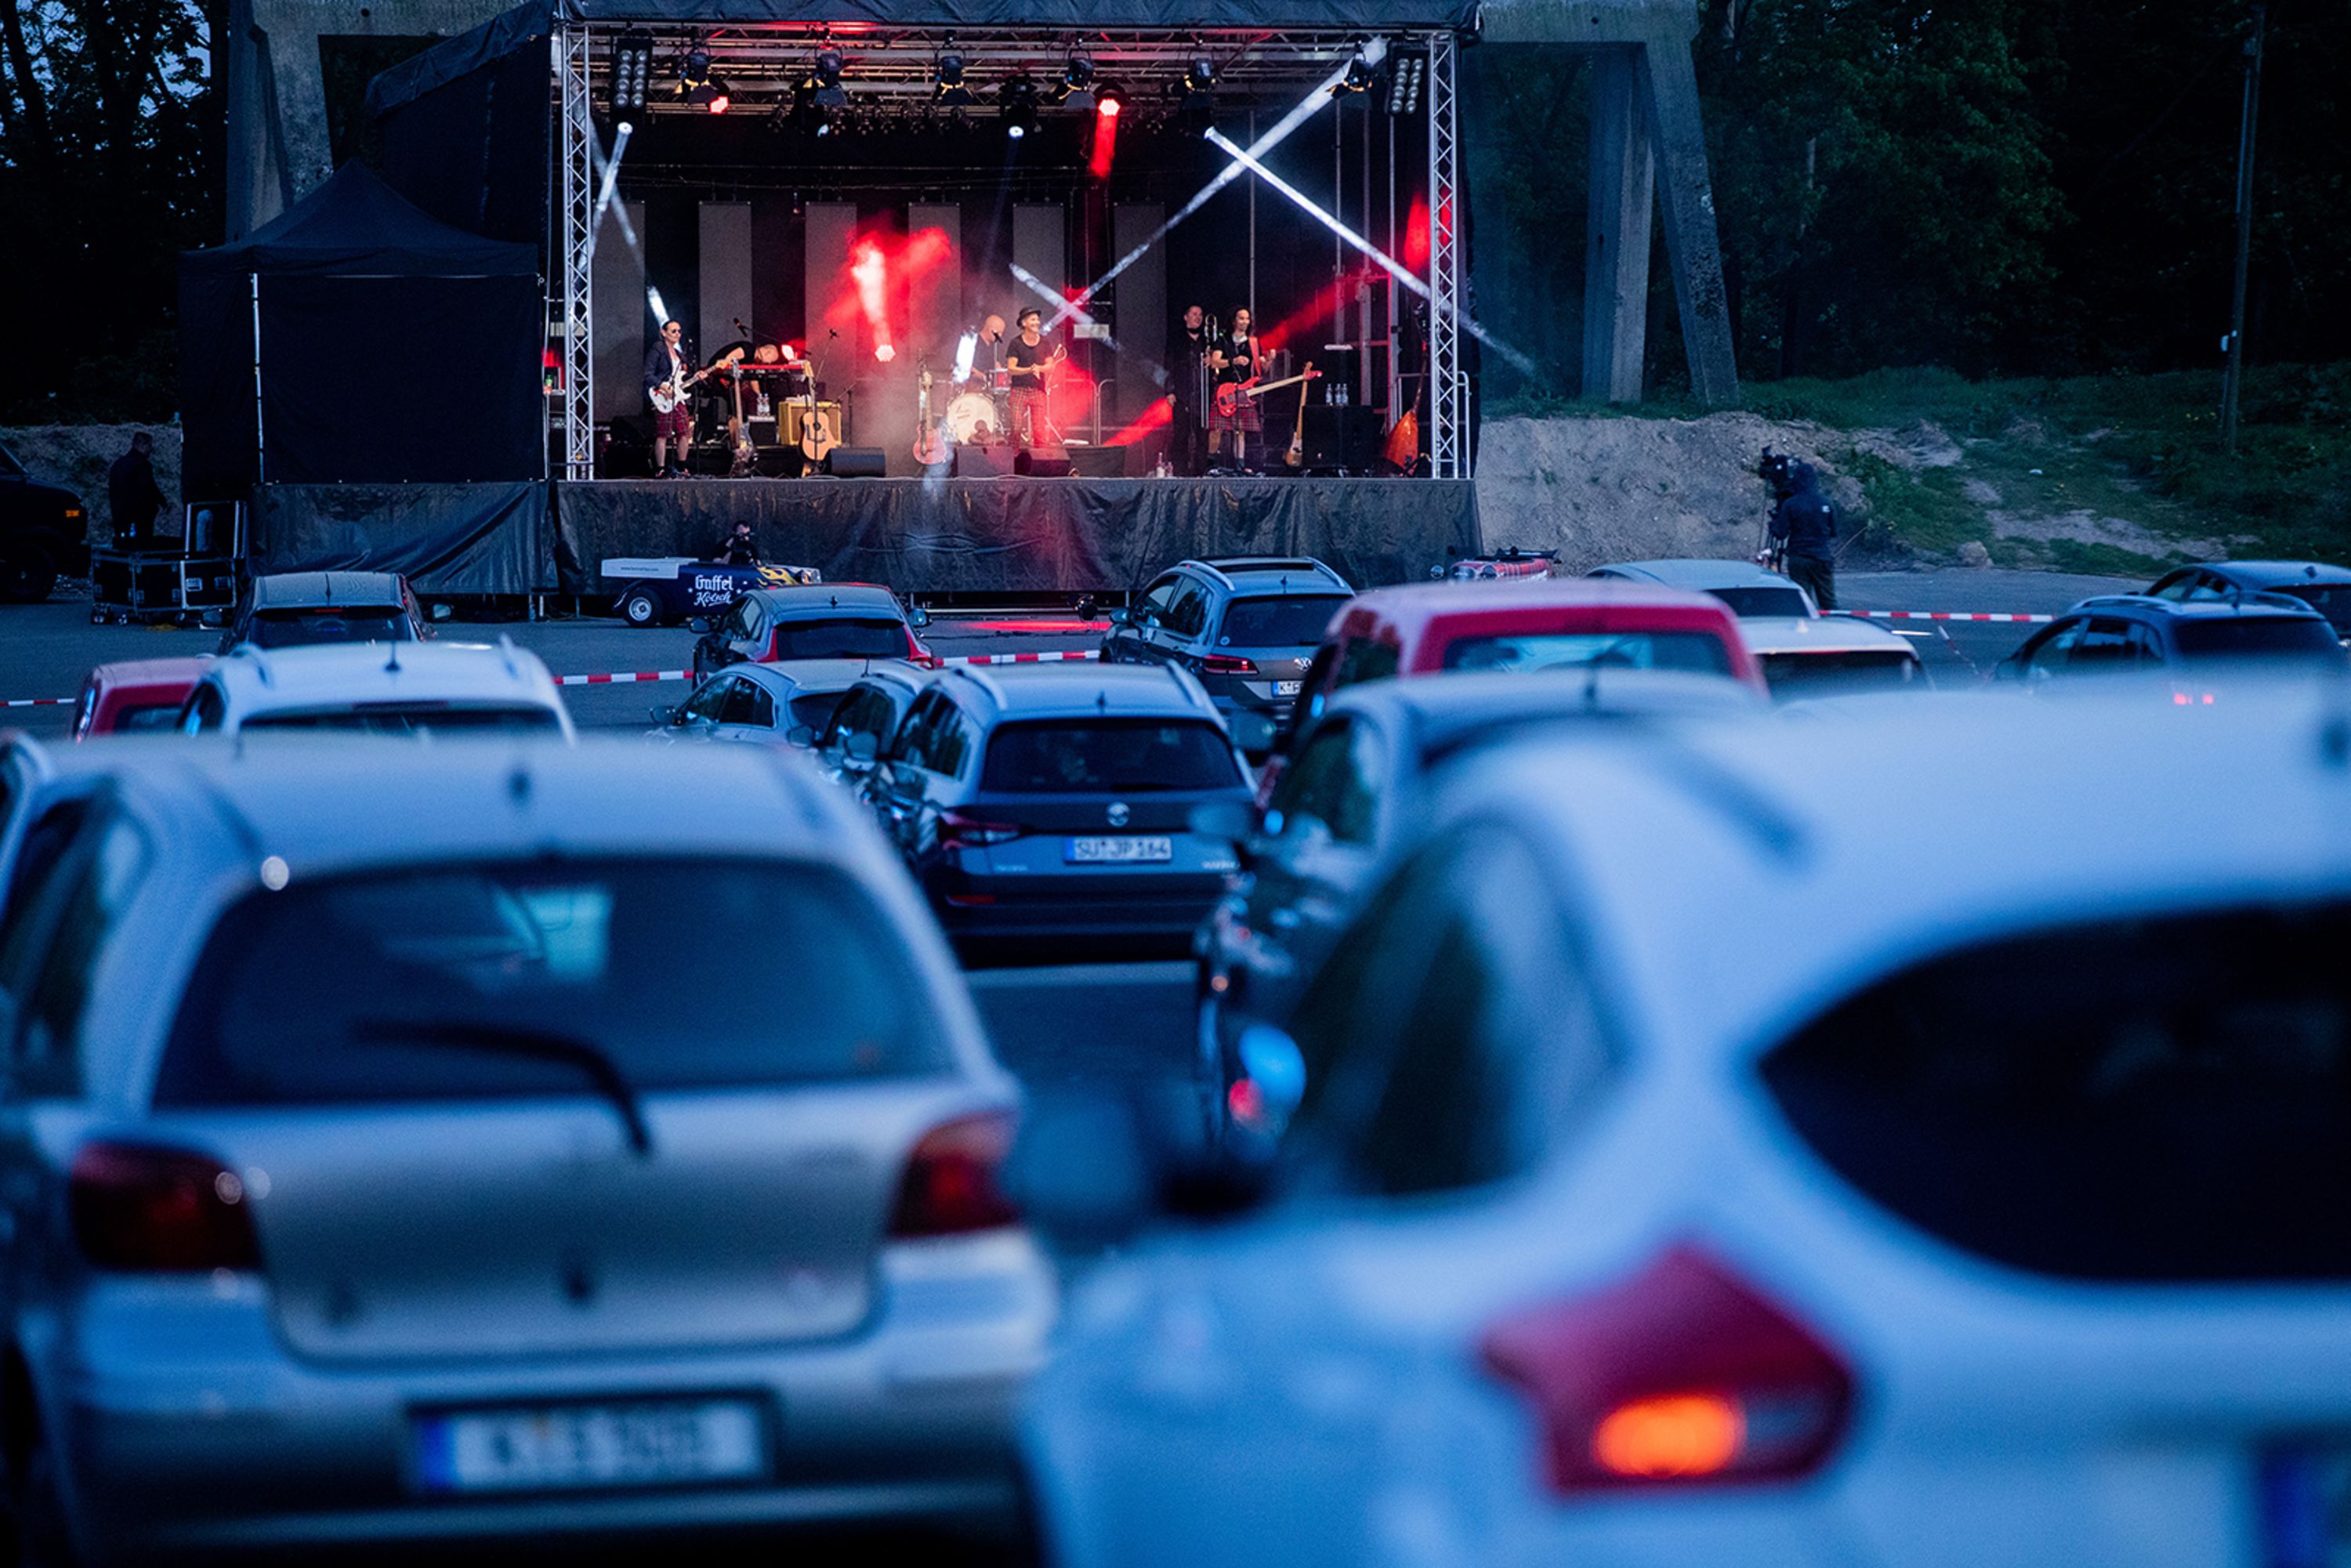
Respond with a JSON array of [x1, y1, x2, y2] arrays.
[[0, 741, 1052, 1563]]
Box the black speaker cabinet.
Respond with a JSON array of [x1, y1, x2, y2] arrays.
[[824, 447, 887, 479], [1016, 451, 1075, 478], [1298, 406, 1383, 472], [953, 445, 1017, 478], [1066, 444, 1130, 478]]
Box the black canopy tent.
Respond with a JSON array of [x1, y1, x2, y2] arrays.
[[178, 163, 546, 498]]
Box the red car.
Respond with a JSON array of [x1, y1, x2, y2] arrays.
[[72, 656, 212, 739], [1261, 578, 1763, 796]]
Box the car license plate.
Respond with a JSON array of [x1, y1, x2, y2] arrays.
[[1067, 835, 1173, 864], [1274, 680, 1302, 697], [415, 1400, 764, 1494]]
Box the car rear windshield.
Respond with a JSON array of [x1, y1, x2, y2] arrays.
[[788, 692, 846, 732], [2279, 586, 2351, 636], [1762, 900, 2351, 1281], [2175, 616, 2345, 661], [115, 704, 184, 733], [1758, 649, 1922, 696], [1219, 596, 1349, 648], [980, 719, 1240, 794], [242, 705, 563, 736], [770, 618, 905, 660], [1440, 630, 1733, 677], [154, 859, 947, 1108], [1707, 586, 1813, 618], [247, 607, 412, 648]]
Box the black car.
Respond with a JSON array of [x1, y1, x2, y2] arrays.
[[1997, 593, 2349, 683], [2146, 560, 2351, 642], [1099, 557, 1353, 744], [0, 441, 92, 603]]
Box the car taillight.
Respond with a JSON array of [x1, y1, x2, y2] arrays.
[[905, 629, 944, 668], [1480, 1246, 1852, 1493], [938, 809, 1021, 848], [69, 1142, 262, 1273], [889, 1113, 1020, 1238], [1200, 654, 1259, 676]]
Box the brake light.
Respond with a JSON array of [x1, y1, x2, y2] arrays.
[[889, 1113, 1020, 1237], [69, 1142, 262, 1273], [938, 809, 1020, 848], [905, 628, 944, 668], [1480, 1246, 1852, 1492], [1200, 654, 1259, 676]]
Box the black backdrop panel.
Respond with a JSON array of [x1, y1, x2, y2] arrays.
[[178, 272, 259, 500], [261, 275, 545, 484], [378, 37, 551, 246], [555, 478, 1479, 596], [255, 482, 553, 593]]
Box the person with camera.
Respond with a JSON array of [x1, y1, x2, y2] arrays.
[[1760, 449, 1841, 612]]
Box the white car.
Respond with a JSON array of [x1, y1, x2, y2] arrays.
[[1022, 679, 2351, 1568], [179, 639, 574, 739], [1588, 558, 1924, 697]]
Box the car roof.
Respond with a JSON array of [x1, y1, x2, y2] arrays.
[[2067, 592, 2327, 622], [744, 584, 903, 619], [202, 640, 562, 712], [1323, 668, 1766, 757], [1177, 556, 1353, 593], [735, 657, 897, 694], [2172, 560, 2351, 589], [1592, 559, 1798, 592], [939, 661, 1218, 721], [87, 656, 214, 687], [1734, 617, 1920, 656], [247, 570, 408, 610], [1340, 577, 1736, 628], [1439, 680, 2351, 1072]]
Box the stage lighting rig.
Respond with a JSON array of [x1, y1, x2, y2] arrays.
[[812, 48, 847, 108], [1001, 73, 1040, 138], [1386, 49, 1424, 114], [610, 34, 652, 124], [935, 52, 973, 107]]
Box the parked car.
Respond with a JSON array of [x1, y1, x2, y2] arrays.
[[71, 657, 212, 738], [1586, 557, 1818, 618], [179, 641, 574, 740], [0, 440, 91, 603], [1193, 668, 1767, 1147], [1740, 614, 1928, 698], [648, 659, 870, 746], [0, 741, 1052, 1563], [811, 663, 937, 790], [692, 585, 936, 682], [216, 570, 429, 654], [2145, 559, 2351, 641], [1021, 680, 2351, 1568], [1099, 557, 1354, 739], [1997, 593, 2349, 684], [604, 555, 822, 628], [868, 664, 1253, 954]]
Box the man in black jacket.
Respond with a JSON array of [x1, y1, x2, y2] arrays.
[[1766, 455, 1840, 612], [107, 432, 169, 549]]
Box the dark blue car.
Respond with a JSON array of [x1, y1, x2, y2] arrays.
[[2145, 560, 2351, 643], [1998, 593, 2349, 683], [604, 556, 821, 628]]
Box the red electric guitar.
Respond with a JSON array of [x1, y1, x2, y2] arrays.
[[1214, 366, 1321, 420]]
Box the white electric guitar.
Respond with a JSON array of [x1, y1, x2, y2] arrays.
[[649, 361, 716, 415]]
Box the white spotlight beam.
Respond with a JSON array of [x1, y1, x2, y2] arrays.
[[1044, 38, 1384, 333], [1013, 263, 1175, 389], [1204, 128, 1544, 383]]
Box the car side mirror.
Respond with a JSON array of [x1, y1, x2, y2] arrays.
[[845, 731, 880, 762], [1189, 798, 1257, 844], [686, 617, 713, 635], [1228, 1023, 1308, 1145], [1991, 657, 2023, 683], [785, 723, 815, 747], [650, 704, 679, 726], [429, 602, 453, 622], [907, 607, 932, 629], [1106, 607, 1132, 628], [1227, 711, 1277, 754]]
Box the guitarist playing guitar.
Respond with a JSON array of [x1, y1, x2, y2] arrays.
[[1003, 307, 1067, 452], [1208, 308, 1262, 470], [643, 320, 702, 477]]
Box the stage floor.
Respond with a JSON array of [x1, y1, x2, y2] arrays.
[[555, 476, 1480, 596]]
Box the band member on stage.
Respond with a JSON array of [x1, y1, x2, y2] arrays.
[[1209, 307, 1262, 472], [967, 315, 1007, 384], [644, 320, 691, 477], [1004, 307, 1057, 450], [1171, 303, 1214, 476]]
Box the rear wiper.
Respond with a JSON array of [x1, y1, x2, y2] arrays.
[[348, 1019, 654, 1155]]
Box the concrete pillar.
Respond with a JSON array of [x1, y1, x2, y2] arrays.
[[1582, 48, 1654, 403], [1639, 39, 1738, 406]]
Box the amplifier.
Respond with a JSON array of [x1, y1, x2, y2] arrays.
[[953, 445, 1017, 478], [824, 447, 887, 479], [1016, 451, 1074, 478], [1297, 406, 1383, 472], [1067, 444, 1131, 478]]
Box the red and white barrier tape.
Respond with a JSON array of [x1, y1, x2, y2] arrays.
[[1829, 610, 2056, 625], [553, 670, 690, 687], [939, 650, 1101, 667], [547, 650, 1103, 686], [3, 697, 75, 708]]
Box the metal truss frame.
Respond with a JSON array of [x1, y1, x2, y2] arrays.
[[1424, 27, 1464, 479], [556, 14, 597, 480]]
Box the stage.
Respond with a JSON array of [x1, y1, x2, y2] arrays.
[[251, 476, 1480, 599]]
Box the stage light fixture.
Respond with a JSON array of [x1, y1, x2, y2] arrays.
[[1183, 56, 1215, 92], [610, 34, 652, 122], [1335, 55, 1375, 94], [1095, 80, 1127, 118], [1386, 51, 1423, 114], [934, 52, 973, 107], [705, 81, 731, 114], [680, 45, 712, 89], [811, 49, 847, 109], [1062, 54, 1096, 91], [1001, 74, 1039, 138]]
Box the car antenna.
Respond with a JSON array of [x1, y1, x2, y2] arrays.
[[1096, 690, 1109, 712], [385, 639, 401, 674], [495, 632, 520, 679]]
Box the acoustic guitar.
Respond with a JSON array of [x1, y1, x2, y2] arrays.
[[798, 356, 839, 465], [911, 368, 946, 465]]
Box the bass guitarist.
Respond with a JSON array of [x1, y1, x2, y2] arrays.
[[1208, 307, 1262, 472], [643, 320, 694, 478]]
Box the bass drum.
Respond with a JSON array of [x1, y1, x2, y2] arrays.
[[944, 392, 1000, 445]]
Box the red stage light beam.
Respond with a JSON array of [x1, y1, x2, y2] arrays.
[[1104, 396, 1174, 447], [1087, 103, 1119, 180], [849, 239, 893, 364]]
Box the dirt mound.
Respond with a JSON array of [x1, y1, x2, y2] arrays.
[[1, 424, 183, 543], [1475, 412, 1871, 572]]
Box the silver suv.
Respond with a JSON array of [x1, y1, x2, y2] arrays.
[[0, 741, 1051, 1562]]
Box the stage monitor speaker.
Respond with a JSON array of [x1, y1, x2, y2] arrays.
[[1298, 406, 1383, 472], [824, 447, 886, 479], [953, 445, 1016, 478], [1016, 451, 1074, 478], [755, 447, 803, 478], [1067, 444, 1129, 478]]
